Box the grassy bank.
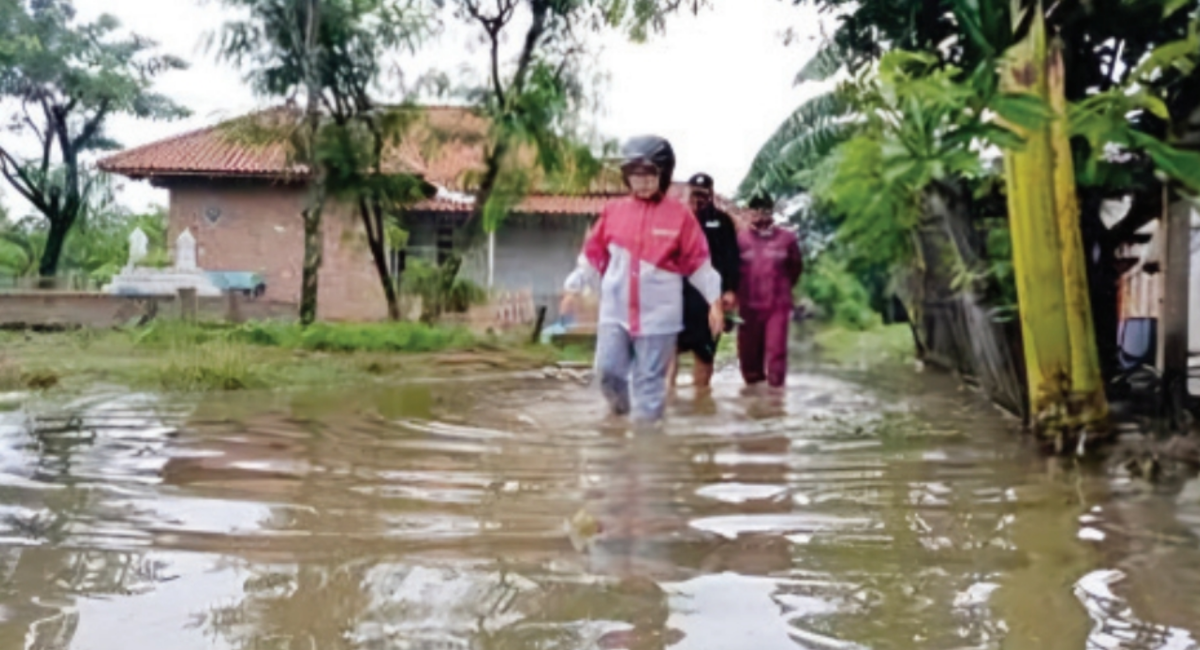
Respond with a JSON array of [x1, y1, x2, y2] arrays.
[[0, 321, 560, 394], [805, 322, 916, 367]]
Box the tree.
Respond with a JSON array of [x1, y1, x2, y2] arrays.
[[769, 0, 1200, 383], [0, 0, 188, 279], [452, 0, 708, 239], [216, 0, 433, 323]]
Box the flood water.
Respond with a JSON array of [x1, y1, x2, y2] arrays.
[[2, 358, 1199, 650]]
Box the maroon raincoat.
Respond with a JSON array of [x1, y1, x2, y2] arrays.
[[736, 226, 803, 387]]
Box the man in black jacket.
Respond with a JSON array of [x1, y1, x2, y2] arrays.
[[672, 173, 741, 389]]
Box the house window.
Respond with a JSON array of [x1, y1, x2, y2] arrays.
[[436, 226, 454, 266]]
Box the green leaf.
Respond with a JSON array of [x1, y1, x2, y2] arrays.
[[1131, 35, 1200, 81], [1130, 132, 1200, 193], [795, 41, 848, 84], [989, 93, 1055, 130]]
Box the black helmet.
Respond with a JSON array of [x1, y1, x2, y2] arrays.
[[620, 135, 675, 193]]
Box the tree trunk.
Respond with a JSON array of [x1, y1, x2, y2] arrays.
[[299, 189, 325, 326], [38, 214, 73, 281], [360, 201, 400, 321], [299, 0, 323, 326]]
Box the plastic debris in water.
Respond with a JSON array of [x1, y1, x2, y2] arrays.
[[566, 507, 601, 552]]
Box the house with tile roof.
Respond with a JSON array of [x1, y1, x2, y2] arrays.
[[99, 106, 747, 321]]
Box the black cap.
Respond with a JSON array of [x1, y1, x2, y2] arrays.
[[748, 193, 774, 211], [687, 173, 714, 190]]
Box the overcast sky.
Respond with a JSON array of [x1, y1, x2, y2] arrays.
[[4, 0, 831, 215]]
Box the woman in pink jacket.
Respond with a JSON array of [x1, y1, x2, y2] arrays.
[[565, 136, 724, 422], [737, 194, 804, 388]]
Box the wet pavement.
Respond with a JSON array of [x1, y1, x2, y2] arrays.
[[1, 359, 1199, 650]]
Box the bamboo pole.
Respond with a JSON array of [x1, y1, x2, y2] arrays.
[[1000, 5, 1109, 449]]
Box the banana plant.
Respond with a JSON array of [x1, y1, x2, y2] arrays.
[[999, 4, 1108, 448]]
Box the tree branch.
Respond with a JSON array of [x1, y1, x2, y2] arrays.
[[71, 101, 112, 152], [511, 0, 549, 95], [0, 148, 49, 213]]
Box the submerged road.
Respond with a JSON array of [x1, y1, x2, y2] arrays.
[[1, 358, 1198, 649]]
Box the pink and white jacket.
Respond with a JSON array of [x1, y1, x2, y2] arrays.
[[565, 195, 722, 336]]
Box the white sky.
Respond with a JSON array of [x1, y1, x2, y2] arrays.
[[3, 0, 831, 215]]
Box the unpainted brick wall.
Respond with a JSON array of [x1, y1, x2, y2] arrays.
[[167, 181, 387, 321]]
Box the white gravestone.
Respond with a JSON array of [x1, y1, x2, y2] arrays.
[[127, 227, 148, 270], [103, 227, 221, 297], [175, 229, 197, 271]]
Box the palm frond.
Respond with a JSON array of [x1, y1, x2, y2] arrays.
[[795, 41, 849, 84], [738, 90, 858, 199]]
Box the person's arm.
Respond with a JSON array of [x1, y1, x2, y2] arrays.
[[717, 213, 741, 296], [677, 211, 725, 336], [785, 232, 804, 287], [564, 212, 610, 294]]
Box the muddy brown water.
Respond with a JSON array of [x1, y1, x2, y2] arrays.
[[1, 360, 1198, 650]]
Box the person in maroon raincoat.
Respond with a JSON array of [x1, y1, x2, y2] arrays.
[[736, 194, 803, 388]]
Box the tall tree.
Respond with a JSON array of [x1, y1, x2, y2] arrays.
[[216, 0, 431, 323], [0, 0, 188, 279], [452, 0, 707, 240]]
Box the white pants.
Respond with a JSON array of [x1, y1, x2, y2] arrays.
[[595, 324, 676, 422]]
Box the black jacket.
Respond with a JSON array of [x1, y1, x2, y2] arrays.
[[679, 206, 741, 352], [695, 205, 740, 293]]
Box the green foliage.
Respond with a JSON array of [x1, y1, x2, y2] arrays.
[[214, 0, 435, 321], [811, 323, 915, 367], [400, 258, 487, 318], [157, 342, 264, 392], [800, 253, 882, 330], [0, 0, 188, 276], [0, 197, 169, 285], [1068, 21, 1200, 193]]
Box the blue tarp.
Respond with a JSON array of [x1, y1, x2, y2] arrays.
[[205, 271, 265, 293]]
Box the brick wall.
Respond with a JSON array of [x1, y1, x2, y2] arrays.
[[167, 180, 387, 321]]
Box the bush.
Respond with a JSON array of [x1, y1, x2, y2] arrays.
[[800, 256, 882, 331], [293, 322, 475, 353], [401, 258, 487, 319]]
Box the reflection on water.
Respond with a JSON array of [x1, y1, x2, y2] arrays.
[[1, 362, 1199, 650]]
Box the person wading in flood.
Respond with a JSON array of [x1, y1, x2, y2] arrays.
[[737, 194, 804, 389], [669, 173, 740, 391], [564, 136, 724, 422]]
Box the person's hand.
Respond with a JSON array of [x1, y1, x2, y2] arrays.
[[708, 301, 725, 339], [721, 291, 738, 311], [560, 292, 577, 317]]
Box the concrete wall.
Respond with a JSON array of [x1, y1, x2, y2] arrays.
[[0, 292, 296, 329], [457, 215, 591, 320]]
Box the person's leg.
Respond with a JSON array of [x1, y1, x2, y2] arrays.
[[738, 310, 767, 385], [765, 308, 791, 388], [692, 334, 716, 389], [595, 324, 633, 416], [630, 333, 676, 422], [693, 357, 714, 388], [667, 343, 683, 391]]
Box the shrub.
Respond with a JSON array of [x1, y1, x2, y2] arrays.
[[800, 256, 882, 331]]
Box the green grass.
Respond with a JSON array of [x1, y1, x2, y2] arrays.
[[810, 323, 915, 367], [2, 320, 556, 395]]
